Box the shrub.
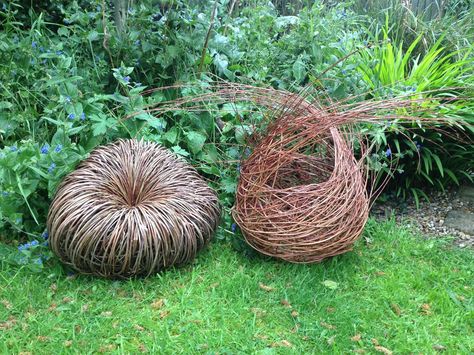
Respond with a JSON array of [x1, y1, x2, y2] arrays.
[[352, 23, 474, 201]]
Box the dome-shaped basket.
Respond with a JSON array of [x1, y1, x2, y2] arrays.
[[47, 139, 220, 278], [233, 125, 369, 263]]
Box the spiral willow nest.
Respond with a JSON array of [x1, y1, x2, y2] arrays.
[[233, 124, 369, 263], [135, 80, 464, 263], [47, 139, 220, 278]]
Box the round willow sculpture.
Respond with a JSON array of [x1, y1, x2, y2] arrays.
[[47, 139, 220, 278]]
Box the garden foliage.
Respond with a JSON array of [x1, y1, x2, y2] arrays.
[[0, 0, 472, 268]]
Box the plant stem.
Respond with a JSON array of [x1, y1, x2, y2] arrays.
[[198, 1, 218, 74]]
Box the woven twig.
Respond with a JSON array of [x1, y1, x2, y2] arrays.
[[47, 139, 221, 278], [129, 81, 470, 263]]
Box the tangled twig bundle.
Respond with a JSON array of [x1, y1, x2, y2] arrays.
[[133, 81, 469, 263], [47, 139, 220, 278]]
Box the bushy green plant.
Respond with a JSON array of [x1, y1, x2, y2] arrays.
[[353, 23, 474, 201], [0, 1, 250, 268]]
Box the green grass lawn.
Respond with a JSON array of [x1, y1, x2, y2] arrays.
[[1, 219, 473, 354]]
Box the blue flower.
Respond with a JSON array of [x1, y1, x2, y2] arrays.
[[42, 231, 49, 240], [123, 76, 131, 83], [18, 244, 27, 251], [68, 113, 75, 120], [10, 146, 17, 152], [135, 40, 141, 46], [80, 112, 86, 121], [2, 3, 7, 11], [236, 163, 241, 172], [231, 223, 237, 233], [34, 258, 43, 264], [32, 41, 37, 48], [40, 144, 50, 154], [385, 148, 392, 157], [30, 240, 39, 246], [65, 96, 71, 103], [39, 46, 45, 52], [2, 191, 9, 197], [56, 50, 63, 56], [416, 142, 422, 151], [55, 144, 63, 153], [244, 148, 251, 157], [341, 69, 347, 75], [48, 162, 56, 173]]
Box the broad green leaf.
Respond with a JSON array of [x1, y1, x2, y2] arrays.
[[186, 131, 206, 154], [171, 146, 190, 157], [163, 127, 179, 144], [292, 56, 306, 82]]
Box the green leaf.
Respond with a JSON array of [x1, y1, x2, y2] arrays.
[[221, 178, 237, 194], [15, 174, 39, 225], [292, 56, 306, 82], [87, 30, 99, 41], [411, 188, 420, 209], [29, 166, 49, 180], [171, 146, 190, 157], [163, 127, 179, 144], [322, 280, 338, 290], [0, 101, 13, 110], [58, 27, 69, 36], [432, 154, 444, 177], [51, 128, 68, 147], [91, 114, 117, 137], [235, 125, 252, 145], [445, 169, 460, 185], [186, 131, 206, 155]]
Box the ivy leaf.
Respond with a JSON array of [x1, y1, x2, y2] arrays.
[[186, 131, 206, 154]]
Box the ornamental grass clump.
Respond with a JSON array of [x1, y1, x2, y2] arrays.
[[47, 139, 220, 278]]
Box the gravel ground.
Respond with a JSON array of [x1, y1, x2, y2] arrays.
[[371, 185, 474, 249]]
